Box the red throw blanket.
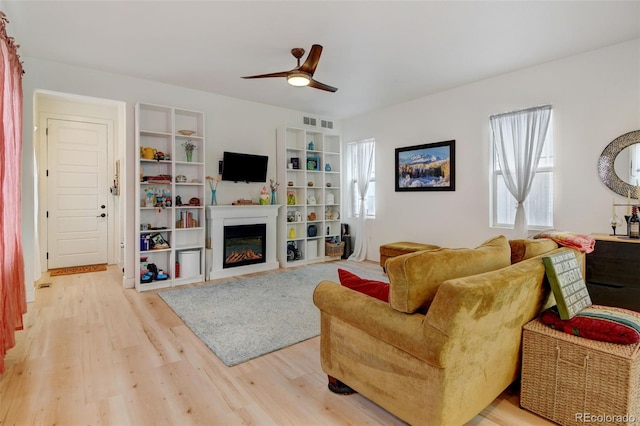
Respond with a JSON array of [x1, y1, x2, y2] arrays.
[[534, 231, 596, 254]]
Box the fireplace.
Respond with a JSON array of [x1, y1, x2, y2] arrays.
[[223, 223, 266, 269], [206, 205, 279, 280]]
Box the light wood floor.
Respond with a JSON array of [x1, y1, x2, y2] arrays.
[[1, 261, 554, 426]]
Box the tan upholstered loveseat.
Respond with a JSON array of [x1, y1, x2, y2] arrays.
[[314, 236, 579, 425]]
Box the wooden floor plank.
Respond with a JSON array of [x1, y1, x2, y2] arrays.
[[0, 262, 554, 425]]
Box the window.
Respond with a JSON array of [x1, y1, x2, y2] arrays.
[[490, 108, 553, 229], [347, 139, 376, 218]]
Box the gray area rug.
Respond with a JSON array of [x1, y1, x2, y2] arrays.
[[159, 263, 388, 367]]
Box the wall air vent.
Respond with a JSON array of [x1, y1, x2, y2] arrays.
[[303, 116, 317, 127], [321, 120, 333, 129]]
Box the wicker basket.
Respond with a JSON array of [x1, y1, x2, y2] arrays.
[[521, 319, 640, 426], [325, 241, 345, 257]]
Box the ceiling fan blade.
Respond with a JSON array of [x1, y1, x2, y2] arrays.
[[298, 44, 323, 75], [242, 71, 290, 79], [308, 78, 338, 93]]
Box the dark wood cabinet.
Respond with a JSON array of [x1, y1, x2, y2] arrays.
[[585, 234, 640, 312]]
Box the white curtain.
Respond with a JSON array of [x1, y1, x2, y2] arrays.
[[490, 105, 552, 237], [348, 140, 374, 261]]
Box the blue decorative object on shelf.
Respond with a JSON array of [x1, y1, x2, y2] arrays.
[[308, 141, 314, 150], [210, 189, 217, 205], [325, 163, 331, 171]]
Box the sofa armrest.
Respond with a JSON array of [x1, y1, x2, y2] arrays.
[[313, 281, 446, 367]]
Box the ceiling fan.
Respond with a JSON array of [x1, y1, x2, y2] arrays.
[[242, 44, 338, 92]]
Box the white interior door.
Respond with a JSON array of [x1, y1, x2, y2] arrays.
[[47, 118, 109, 268]]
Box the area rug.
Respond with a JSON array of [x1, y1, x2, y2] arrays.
[[159, 263, 388, 367], [49, 264, 107, 276]]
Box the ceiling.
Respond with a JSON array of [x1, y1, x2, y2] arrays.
[[3, 1, 639, 119]]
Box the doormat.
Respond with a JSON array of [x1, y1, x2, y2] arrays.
[[49, 264, 107, 276]]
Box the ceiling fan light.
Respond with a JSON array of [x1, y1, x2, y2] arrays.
[[287, 72, 311, 87]]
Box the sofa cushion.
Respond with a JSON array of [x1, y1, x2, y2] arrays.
[[509, 238, 558, 264], [386, 235, 511, 313], [379, 241, 441, 269], [540, 305, 640, 344], [338, 268, 389, 302]]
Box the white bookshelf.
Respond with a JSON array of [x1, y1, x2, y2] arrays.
[[276, 126, 342, 267], [135, 102, 206, 291]]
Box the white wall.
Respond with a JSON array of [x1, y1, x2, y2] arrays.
[[19, 39, 640, 291], [21, 57, 336, 292], [342, 40, 640, 261]]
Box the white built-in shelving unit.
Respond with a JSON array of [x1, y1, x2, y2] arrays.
[[276, 126, 342, 267], [134, 102, 206, 291]]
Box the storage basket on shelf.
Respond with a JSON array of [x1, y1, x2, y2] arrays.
[[325, 241, 345, 257], [521, 318, 640, 426]]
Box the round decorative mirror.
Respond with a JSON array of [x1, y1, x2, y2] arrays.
[[598, 130, 640, 198], [614, 145, 639, 185]]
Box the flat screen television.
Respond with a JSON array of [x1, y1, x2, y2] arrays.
[[221, 151, 269, 183]]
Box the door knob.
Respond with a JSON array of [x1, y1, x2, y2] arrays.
[[97, 213, 106, 218], [101, 205, 106, 209]]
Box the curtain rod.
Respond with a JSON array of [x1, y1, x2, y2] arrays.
[[0, 12, 25, 76], [489, 104, 552, 120]]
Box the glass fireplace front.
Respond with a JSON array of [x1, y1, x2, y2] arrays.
[[223, 223, 266, 269]]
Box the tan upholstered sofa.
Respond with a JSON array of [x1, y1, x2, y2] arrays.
[[314, 236, 579, 425]]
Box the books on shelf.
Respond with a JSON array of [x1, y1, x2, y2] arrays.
[[177, 211, 198, 228]]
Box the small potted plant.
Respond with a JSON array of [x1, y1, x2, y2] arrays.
[[182, 139, 197, 162]]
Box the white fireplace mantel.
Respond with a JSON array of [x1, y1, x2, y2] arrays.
[[205, 205, 281, 280]]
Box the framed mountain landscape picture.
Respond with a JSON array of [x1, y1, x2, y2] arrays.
[[395, 140, 456, 192]]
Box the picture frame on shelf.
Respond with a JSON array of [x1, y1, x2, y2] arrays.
[[291, 157, 300, 169], [395, 140, 455, 192], [150, 233, 170, 249], [306, 155, 320, 171]]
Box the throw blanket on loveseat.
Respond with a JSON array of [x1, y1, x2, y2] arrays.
[[534, 230, 595, 254]]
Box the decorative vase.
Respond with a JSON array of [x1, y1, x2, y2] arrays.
[[625, 215, 631, 236], [186, 150, 193, 162], [210, 189, 217, 205], [271, 190, 276, 205]]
